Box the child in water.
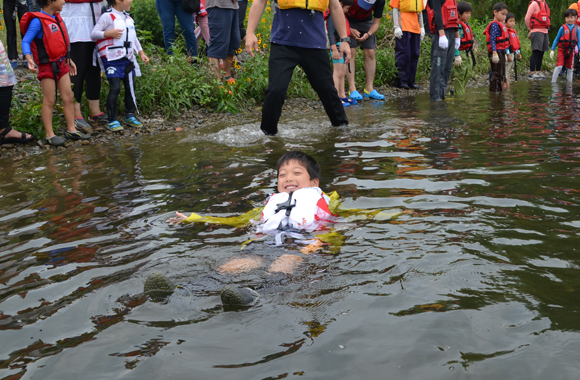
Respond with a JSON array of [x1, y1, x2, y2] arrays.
[[549, 8, 580, 83], [169, 151, 335, 275]]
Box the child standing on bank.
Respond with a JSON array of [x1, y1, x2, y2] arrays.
[[21, 0, 92, 146], [327, 0, 355, 106], [91, 0, 149, 132], [505, 12, 522, 88], [484, 2, 509, 92], [550, 9, 580, 83], [453, 1, 474, 96], [526, 0, 550, 79]]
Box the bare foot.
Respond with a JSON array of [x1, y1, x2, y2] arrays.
[[166, 212, 188, 225], [218, 257, 264, 273], [269, 254, 303, 274]]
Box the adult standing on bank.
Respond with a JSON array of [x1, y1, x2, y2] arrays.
[[245, 0, 351, 136], [345, 0, 386, 101], [62, 0, 108, 128], [156, 0, 198, 58], [526, 0, 550, 79], [3, 0, 28, 69], [206, 0, 240, 83], [426, 0, 459, 101]]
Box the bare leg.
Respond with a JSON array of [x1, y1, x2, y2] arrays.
[[346, 47, 357, 93], [223, 54, 234, 78], [269, 254, 303, 274], [40, 78, 56, 138], [57, 73, 77, 132], [363, 48, 376, 93], [218, 257, 264, 273]]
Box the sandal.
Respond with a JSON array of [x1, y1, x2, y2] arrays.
[[0, 126, 34, 145], [345, 97, 357, 105], [363, 89, 385, 100], [349, 90, 363, 101], [341, 98, 351, 107]]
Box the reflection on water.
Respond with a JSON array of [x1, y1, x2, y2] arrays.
[[2, 81, 580, 379]]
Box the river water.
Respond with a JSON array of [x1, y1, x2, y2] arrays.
[[1, 81, 580, 379]]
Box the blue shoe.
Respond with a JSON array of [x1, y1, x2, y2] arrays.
[[341, 97, 352, 107], [346, 97, 357, 105], [125, 115, 143, 128], [10, 60, 18, 69], [349, 90, 363, 100], [107, 120, 124, 131], [363, 89, 385, 100]]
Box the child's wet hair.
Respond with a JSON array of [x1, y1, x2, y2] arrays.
[[457, 1, 472, 15], [37, 0, 57, 8], [565, 8, 578, 18], [340, 0, 355, 6], [493, 2, 508, 12], [276, 151, 321, 181], [505, 12, 515, 22]]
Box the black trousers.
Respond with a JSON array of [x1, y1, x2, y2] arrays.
[[261, 43, 348, 135], [0, 86, 13, 130], [107, 76, 136, 122], [238, 0, 247, 40], [489, 51, 505, 92], [3, 0, 27, 60], [530, 50, 544, 72], [70, 42, 102, 103]]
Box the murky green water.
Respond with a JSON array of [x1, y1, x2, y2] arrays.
[[2, 81, 580, 379]]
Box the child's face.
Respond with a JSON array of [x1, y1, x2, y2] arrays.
[[342, 4, 351, 13], [566, 15, 578, 25], [48, 0, 65, 12], [277, 160, 319, 193], [115, 0, 132, 12], [506, 18, 515, 28], [494, 9, 508, 23], [460, 11, 471, 23]]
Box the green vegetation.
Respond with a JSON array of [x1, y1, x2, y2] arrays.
[[7, 0, 566, 137]]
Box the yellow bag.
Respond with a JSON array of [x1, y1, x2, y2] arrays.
[[399, 0, 424, 12], [277, 0, 329, 13]]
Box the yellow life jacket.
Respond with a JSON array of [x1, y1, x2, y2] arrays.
[[399, 0, 424, 12], [277, 0, 330, 13]]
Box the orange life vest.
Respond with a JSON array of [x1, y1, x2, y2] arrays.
[[575, 2, 580, 27], [558, 23, 578, 51], [529, 0, 550, 29], [459, 20, 473, 50], [508, 28, 520, 51], [484, 20, 509, 52], [20, 12, 70, 64], [426, 0, 459, 34]]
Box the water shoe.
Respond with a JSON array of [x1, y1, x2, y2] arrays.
[[107, 120, 124, 131], [345, 97, 357, 105], [349, 90, 363, 100], [125, 116, 143, 128], [74, 118, 92, 130], [363, 89, 385, 100], [65, 130, 91, 140], [341, 97, 351, 107], [88, 112, 108, 123], [46, 135, 66, 146], [224, 76, 236, 85]]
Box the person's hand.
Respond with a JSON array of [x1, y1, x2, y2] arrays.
[[517, 53, 522, 60], [394, 26, 403, 39], [550, 50, 554, 60], [350, 28, 361, 39], [68, 58, 77, 76], [453, 55, 462, 67], [25, 55, 37, 73], [332, 48, 339, 60], [166, 212, 188, 225], [507, 54, 513, 62], [245, 33, 260, 57], [455, 37, 461, 49], [527, 31, 531, 39], [438, 34, 448, 49], [339, 40, 351, 65], [420, 27, 425, 41], [491, 52, 499, 64], [139, 51, 150, 64], [357, 32, 369, 42], [104, 28, 124, 39]]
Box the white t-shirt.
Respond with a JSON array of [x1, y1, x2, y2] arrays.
[[61, 1, 105, 43]]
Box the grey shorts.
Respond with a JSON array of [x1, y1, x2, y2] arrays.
[[530, 32, 549, 52], [347, 19, 377, 50]]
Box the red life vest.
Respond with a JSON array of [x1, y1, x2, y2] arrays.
[[484, 20, 509, 52], [426, 0, 459, 34], [508, 28, 520, 51], [459, 20, 473, 51], [529, 0, 550, 29], [20, 12, 70, 64], [558, 23, 578, 51], [324, 9, 351, 39], [346, 0, 373, 21]]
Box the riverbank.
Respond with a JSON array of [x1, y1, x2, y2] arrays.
[[0, 70, 546, 161]]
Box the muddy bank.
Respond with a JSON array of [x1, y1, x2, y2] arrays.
[[0, 70, 539, 160]]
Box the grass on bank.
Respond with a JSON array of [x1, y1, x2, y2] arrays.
[[5, 0, 556, 138]]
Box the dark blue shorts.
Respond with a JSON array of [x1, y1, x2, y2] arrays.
[[207, 7, 241, 59], [102, 57, 135, 79]]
